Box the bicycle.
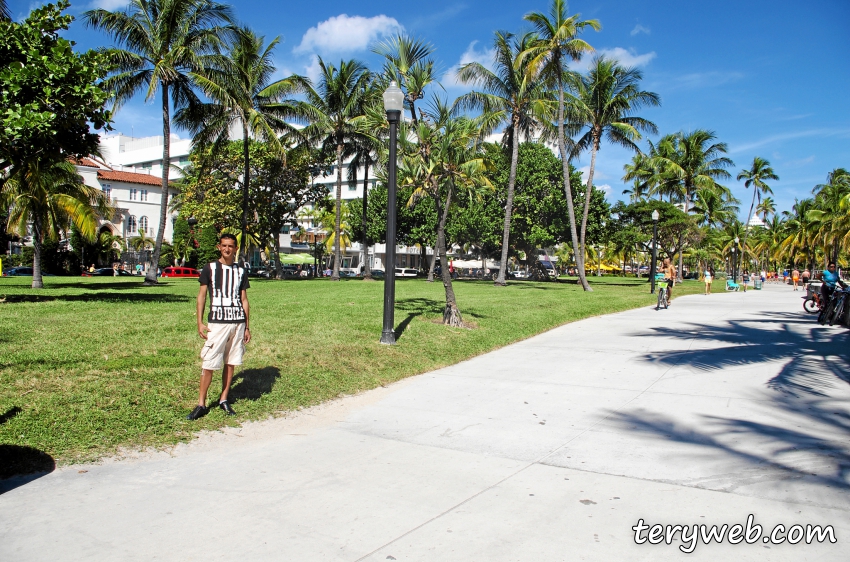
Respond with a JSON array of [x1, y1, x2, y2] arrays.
[[802, 282, 823, 313], [827, 288, 849, 326], [656, 285, 668, 310]]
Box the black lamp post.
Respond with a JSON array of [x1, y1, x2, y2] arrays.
[[649, 209, 659, 294], [380, 81, 404, 345], [732, 236, 739, 282]]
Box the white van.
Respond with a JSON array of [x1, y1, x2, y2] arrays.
[[394, 268, 418, 277]]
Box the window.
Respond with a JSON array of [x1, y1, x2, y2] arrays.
[[127, 215, 137, 234], [140, 189, 148, 202], [101, 183, 112, 198], [348, 183, 357, 192], [129, 188, 138, 200], [139, 216, 149, 235]]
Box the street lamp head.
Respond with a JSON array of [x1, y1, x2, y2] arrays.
[[187, 216, 198, 227], [651, 209, 660, 222], [734, 236, 739, 244], [383, 81, 404, 113]]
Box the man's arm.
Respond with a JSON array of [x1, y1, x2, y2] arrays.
[[197, 285, 209, 339], [241, 289, 251, 343]]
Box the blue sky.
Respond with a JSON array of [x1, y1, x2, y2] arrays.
[[10, 0, 850, 217]]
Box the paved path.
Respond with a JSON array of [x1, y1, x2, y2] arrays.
[[2, 285, 848, 561]]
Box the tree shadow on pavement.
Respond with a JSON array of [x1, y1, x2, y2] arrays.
[[610, 311, 850, 493], [229, 367, 281, 402]]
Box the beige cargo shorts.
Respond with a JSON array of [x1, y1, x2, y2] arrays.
[[200, 323, 246, 370]]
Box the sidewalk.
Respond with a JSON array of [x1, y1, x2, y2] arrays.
[[2, 285, 848, 561]]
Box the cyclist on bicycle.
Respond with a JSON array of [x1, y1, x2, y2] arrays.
[[663, 258, 677, 304], [820, 262, 846, 304]]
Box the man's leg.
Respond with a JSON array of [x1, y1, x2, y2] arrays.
[[197, 369, 215, 406], [219, 364, 235, 402]]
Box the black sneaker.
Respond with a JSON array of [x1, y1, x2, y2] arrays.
[[186, 405, 208, 420], [219, 400, 235, 416]]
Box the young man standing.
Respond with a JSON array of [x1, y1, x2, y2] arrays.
[[186, 233, 251, 420]]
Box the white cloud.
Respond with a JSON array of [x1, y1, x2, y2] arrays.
[[304, 56, 322, 84], [630, 24, 651, 36], [567, 47, 655, 71], [88, 0, 130, 9], [598, 183, 612, 194], [598, 47, 656, 68], [730, 128, 850, 154], [294, 14, 402, 55], [443, 40, 495, 85]]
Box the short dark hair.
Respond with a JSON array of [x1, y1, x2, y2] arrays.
[[828, 262, 837, 268], [219, 233, 237, 244]]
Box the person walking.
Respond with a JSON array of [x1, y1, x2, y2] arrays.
[[792, 268, 800, 290], [704, 267, 713, 295], [187, 233, 251, 420], [802, 268, 811, 285], [663, 258, 677, 304]]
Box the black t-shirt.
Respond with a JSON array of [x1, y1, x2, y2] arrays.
[[199, 261, 250, 323]]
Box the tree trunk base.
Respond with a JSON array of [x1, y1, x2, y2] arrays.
[[143, 280, 159, 287], [493, 279, 506, 287], [362, 276, 375, 282], [443, 302, 465, 327]]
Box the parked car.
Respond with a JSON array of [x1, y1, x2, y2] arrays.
[[395, 268, 418, 278], [82, 267, 134, 277], [3, 266, 34, 276], [161, 266, 200, 278], [370, 269, 385, 278], [540, 260, 559, 279]]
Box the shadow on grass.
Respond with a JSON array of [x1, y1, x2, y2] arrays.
[[0, 445, 56, 493], [608, 310, 850, 493], [1, 292, 191, 304], [229, 367, 281, 402]]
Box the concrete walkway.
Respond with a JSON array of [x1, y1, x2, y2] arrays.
[[2, 285, 848, 561]]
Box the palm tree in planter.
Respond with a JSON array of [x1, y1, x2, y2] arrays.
[[455, 30, 554, 286], [85, 0, 235, 285], [521, 0, 600, 291], [567, 56, 660, 290], [3, 160, 112, 288], [176, 26, 302, 264]]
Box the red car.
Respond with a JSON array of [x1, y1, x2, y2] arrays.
[[161, 266, 200, 278]]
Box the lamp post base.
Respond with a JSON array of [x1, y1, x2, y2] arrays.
[[380, 329, 396, 345]]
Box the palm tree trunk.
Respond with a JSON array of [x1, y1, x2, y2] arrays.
[[677, 185, 690, 281], [361, 161, 373, 280], [31, 214, 44, 289], [579, 133, 599, 282], [427, 244, 436, 282], [435, 181, 463, 327], [556, 80, 590, 291], [240, 121, 251, 265], [496, 123, 519, 286], [145, 82, 171, 285], [331, 142, 343, 281]]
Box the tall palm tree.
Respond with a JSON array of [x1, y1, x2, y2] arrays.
[[651, 130, 733, 275], [399, 98, 493, 326], [780, 198, 816, 269], [84, 0, 234, 285], [289, 59, 371, 280], [756, 196, 776, 222], [522, 0, 600, 291], [176, 26, 301, 264], [737, 156, 778, 269], [2, 160, 111, 288], [346, 98, 387, 281], [622, 152, 656, 202], [568, 56, 660, 287], [0, 0, 10, 21], [808, 168, 850, 264], [372, 34, 435, 125], [692, 187, 739, 228], [455, 31, 554, 286]]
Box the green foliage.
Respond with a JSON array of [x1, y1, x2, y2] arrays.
[[0, 1, 112, 172], [610, 199, 698, 261], [197, 226, 220, 266]]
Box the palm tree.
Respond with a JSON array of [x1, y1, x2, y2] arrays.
[[737, 156, 778, 268], [756, 196, 776, 222], [0, 0, 10, 21], [346, 98, 387, 281], [692, 187, 739, 228], [455, 31, 554, 286], [98, 231, 126, 264], [521, 0, 600, 291], [651, 130, 734, 275], [780, 198, 816, 269], [372, 34, 436, 125], [288, 58, 371, 280], [176, 26, 301, 264], [808, 168, 850, 264], [399, 99, 493, 326], [2, 160, 111, 288], [568, 56, 661, 288], [84, 0, 234, 285], [622, 152, 656, 202]]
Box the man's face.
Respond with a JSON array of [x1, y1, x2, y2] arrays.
[[218, 238, 237, 258]]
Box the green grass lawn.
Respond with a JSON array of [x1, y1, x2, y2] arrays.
[[0, 274, 720, 474]]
